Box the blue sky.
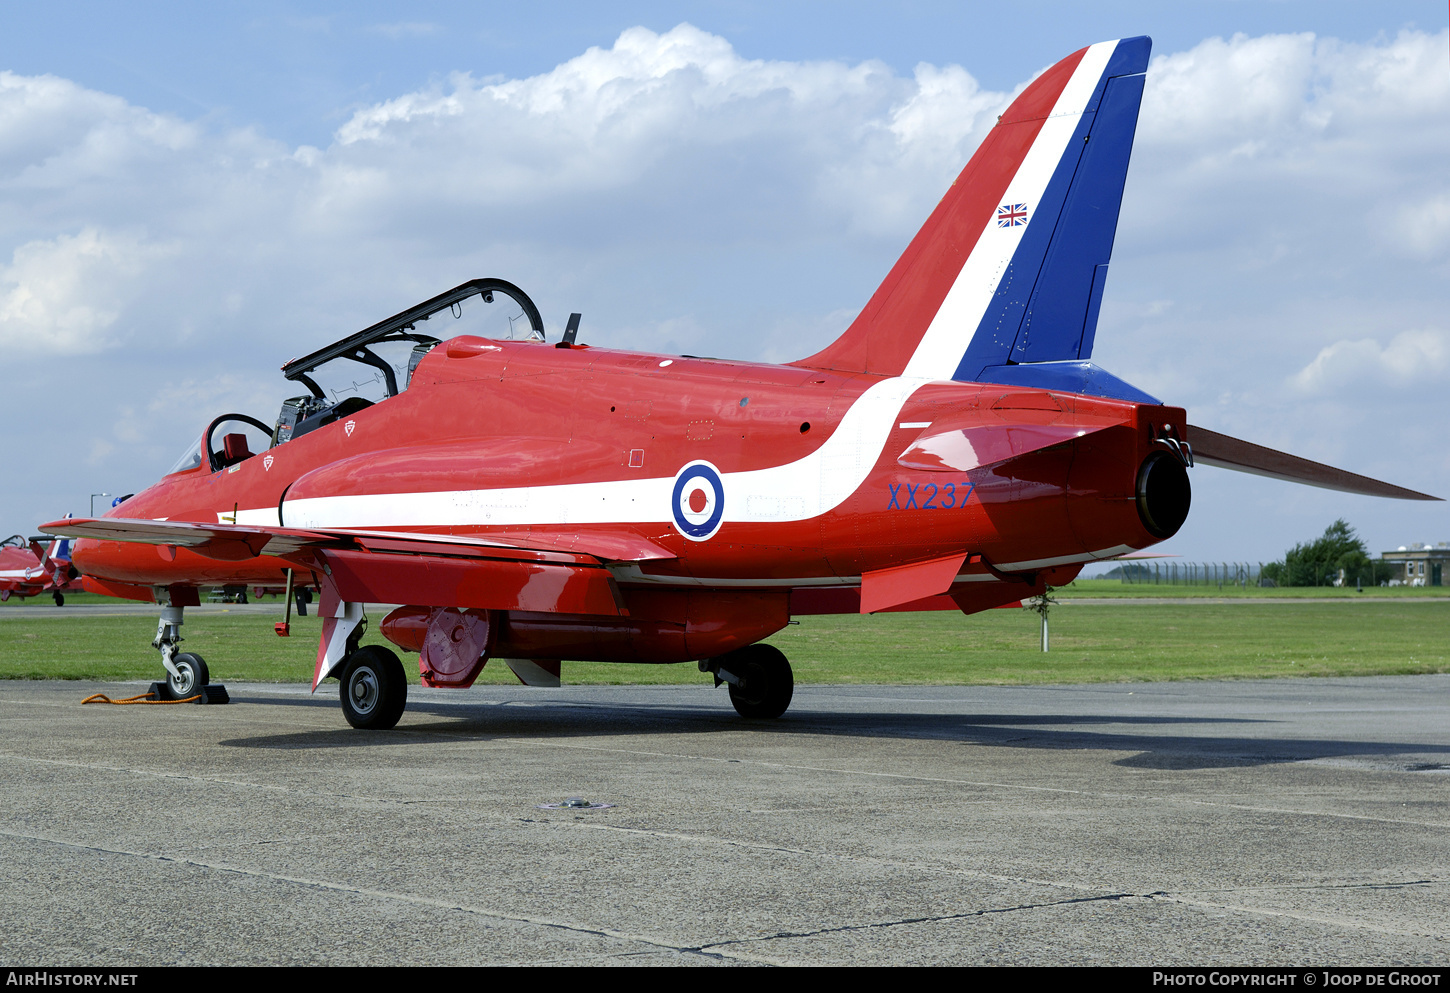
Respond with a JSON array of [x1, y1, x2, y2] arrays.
[[0, 2, 1447, 566]]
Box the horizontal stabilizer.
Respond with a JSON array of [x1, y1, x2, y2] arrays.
[[1187, 425, 1441, 501]]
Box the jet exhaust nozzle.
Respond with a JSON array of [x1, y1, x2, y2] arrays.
[[1136, 452, 1191, 539]]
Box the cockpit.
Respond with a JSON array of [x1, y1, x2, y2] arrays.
[[166, 278, 546, 475]]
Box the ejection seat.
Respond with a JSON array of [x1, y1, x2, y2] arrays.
[[219, 433, 253, 469]]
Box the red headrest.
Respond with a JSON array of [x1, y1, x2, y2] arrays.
[[222, 433, 252, 462]]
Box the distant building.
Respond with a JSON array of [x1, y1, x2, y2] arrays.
[[1380, 543, 1450, 587]]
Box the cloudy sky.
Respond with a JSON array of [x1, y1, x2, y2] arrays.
[[1, 1, 1447, 567]]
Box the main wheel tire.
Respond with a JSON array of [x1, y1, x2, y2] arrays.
[[52, 591, 64, 606], [339, 645, 407, 730], [724, 644, 794, 719], [167, 652, 210, 698]]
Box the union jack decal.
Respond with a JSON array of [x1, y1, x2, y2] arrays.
[[997, 203, 1028, 227]]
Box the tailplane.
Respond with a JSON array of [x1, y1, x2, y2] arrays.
[[796, 37, 1151, 399]]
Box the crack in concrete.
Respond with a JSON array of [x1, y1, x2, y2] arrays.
[[563, 822, 1448, 941], [691, 892, 1136, 950], [0, 828, 782, 965]]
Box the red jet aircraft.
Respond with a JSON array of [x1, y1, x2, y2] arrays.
[[0, 530, 80, 605], [43, 37, 1437, 727]]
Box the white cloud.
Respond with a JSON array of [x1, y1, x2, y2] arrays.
[[328, 23, 977, 235], [0, 228, 172, 354], [1290, 329, 1450, 394], [1395, 192, 1450, 258]]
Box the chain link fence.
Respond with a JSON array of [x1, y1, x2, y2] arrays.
[[1095, 562, 1270, 587]]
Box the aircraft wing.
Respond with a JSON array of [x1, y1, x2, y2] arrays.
[[1186, 425, 1441, 501], [39, 517, 674, 561], [38, 517, 677, 617], [39, 517, 342, 560]]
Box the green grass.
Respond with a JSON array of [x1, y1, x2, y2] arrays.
[[1, 598, 1446, 686]]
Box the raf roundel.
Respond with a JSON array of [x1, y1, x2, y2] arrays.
[[671, 461, 725, 541]]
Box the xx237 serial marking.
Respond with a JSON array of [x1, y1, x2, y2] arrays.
[[887, 480, 975, 510]]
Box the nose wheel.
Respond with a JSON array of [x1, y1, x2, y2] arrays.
[[167, 652, 209, 698], [338, 645, 407, 730]]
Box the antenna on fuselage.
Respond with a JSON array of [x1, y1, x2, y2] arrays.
[[557, 313, 582, 348]]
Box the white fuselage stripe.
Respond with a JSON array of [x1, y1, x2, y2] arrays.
[[257, 376, 937, 531], [900, 40, 1118, 382]]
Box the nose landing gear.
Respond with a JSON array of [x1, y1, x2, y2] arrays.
[[146, 589, 227, 703]]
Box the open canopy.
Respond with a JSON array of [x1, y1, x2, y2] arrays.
[[280, 278, 544, 401]]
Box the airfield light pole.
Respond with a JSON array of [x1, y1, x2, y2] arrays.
[[89, 492, 111, 517]]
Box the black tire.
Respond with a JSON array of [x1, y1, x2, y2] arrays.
[[723, 644, 794, 719], [339, 645, 407, 730], [52, 591, 64, 607], [168, 652, 209, 698]]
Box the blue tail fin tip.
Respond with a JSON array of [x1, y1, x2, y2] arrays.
[[954, 35, 1151, 385]]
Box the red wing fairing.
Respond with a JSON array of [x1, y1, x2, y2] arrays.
[[38, 37, 1436, 727]]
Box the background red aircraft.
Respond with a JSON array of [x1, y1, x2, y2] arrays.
[[42, 36, 1437, 727], [0, 530, 80, 605]]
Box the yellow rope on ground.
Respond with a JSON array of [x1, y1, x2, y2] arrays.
[[82, 692, 201, 705]]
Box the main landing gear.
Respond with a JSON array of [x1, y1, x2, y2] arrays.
[[702, 644, 794, 719], [310, 587, 407, 730], [337, 645, 407, 730]]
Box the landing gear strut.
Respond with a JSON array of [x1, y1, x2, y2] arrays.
[[149, 589, 215, 700], [702, 644, 794, 719]]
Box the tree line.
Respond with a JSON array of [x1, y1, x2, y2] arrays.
[[1260, 519, 1396, 587]]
